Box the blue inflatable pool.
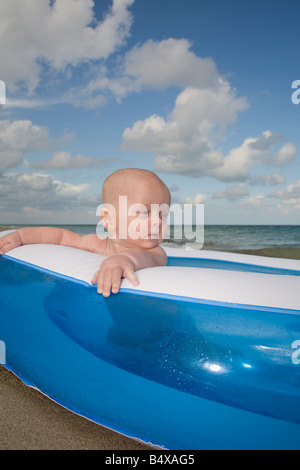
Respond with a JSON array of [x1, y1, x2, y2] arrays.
[[1, 230, 300, 449]]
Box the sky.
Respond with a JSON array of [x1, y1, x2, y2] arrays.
[[1, 0, 300, 225]]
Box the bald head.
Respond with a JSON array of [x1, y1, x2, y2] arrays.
[[100, 168, 171, 247], [102, 168, 170, 206]]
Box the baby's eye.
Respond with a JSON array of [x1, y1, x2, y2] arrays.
[[160, 211, 169, 220], [138, 210, 149, 217]]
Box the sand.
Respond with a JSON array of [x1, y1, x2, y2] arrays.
[[0, 364, 151, 450]]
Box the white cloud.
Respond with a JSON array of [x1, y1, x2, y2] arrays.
[[122, 89, 295, 182], [32, 151, 116, 170], [249, 172, 286, 186], [0, 0, 134, 92], [82, 71, 140, 103], [247, 131, 282, 151], [0, 171, 96, 222], [0, 120, 50, 172], [269, 142, 296, 166], [82, 38, 220, 102], [16, 172, 54, 191], [267, 180, 300, 212], [54, 180, 88, 197], [269, 180, 300, 208], [4, 97, 62, 109], [0, 171, 87, 196], [208, 131, 290, 181], [115, 38, 296, 184], [238, 194, 266, 209], [185, 193, 206, 204], [123, 38, 219, 90], [213, 183, 249, 201], [0, 119, 103, 173], [122, 84, 248, 177]]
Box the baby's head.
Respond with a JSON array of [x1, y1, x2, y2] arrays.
[[100, 168, 170, 249]]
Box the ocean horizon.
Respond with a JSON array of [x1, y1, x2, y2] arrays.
[[1, 224, 300, 260]]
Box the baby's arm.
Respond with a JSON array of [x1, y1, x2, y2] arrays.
[[0, 227, 100, 254], [91, 246, 167, 297], [0, 228, 167, 297]]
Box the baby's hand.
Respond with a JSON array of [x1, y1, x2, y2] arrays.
[[0, 231, 22, 255], [91, 254, 139, 297]]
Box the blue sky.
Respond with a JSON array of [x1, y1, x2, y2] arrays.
[[1, 0, 300, 225]]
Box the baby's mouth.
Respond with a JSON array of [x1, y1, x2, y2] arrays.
[[138, 232, 160, 240], [149, 231, 160, 239]]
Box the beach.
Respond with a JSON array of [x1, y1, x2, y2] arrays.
[[0, 365, 150, 450], [1, 224, 300, 449]]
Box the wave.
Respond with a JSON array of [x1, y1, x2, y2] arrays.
[[232, 247, 300, 260], [163, 242, 300, 260]]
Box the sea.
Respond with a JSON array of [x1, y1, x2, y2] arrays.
[[1, 224, 300, 260]]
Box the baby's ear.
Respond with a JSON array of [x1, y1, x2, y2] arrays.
[[100, 207, 109, 230], [99, 205, 116, 232]]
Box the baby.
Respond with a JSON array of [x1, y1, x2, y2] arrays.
[[0, 168, 171, 297]]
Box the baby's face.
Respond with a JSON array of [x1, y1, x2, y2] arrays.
[[113, 178, 170, 249]]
